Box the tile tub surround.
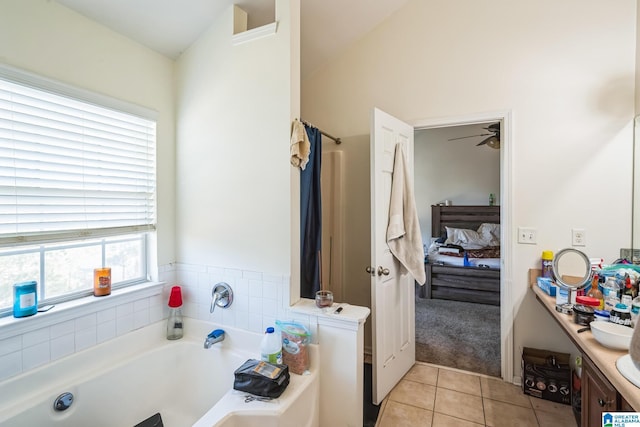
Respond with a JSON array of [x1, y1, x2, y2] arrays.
[[376, 363, 577, 427]]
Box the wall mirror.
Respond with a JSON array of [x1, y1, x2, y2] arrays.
[[552, 248, 591, 290], [633, 115, 640, 260]]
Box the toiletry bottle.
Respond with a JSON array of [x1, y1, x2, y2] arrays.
[[13, 281, 38, 318], [586, 274, 604, 310], [541, 251, 554, 279], [489, 193, 495, 206], [602, 277, 621, 312], [623, 275, 637, 299], [167, 286, 183, 340], [260, 327, 282, 364]]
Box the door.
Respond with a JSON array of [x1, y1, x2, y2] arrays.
[[371, 108, 416, 404]]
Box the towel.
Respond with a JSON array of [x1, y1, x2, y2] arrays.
[[290, 119, 311, 170], [386, 143, 426, 285]]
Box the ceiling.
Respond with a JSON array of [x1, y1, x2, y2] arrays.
[[55, 0, 411, 78]]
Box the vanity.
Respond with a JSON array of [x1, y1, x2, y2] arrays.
[[530, 281, 639, 426]]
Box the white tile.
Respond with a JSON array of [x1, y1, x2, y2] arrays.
[[263, 273, 283, 283], [97, 307, 116, 323], [207, 266, 225, 279], [197, 271, 211, 288], [116, 302, 134, 317], [234, 278, 249, 295], [50, 334, 74, 361], [97, 320, 116, 343], [116, 314, 134, 336], [22, 327, 49, 348], [249, 296, 263, 313], [133, 298, 149, 312], [249, 279, 263, 298], [235, 312, 249, 330], [149, 293, 164, 308], [149, 304, 164, 323], [22, 342, 49, 371], [262, 281, 279, 300], [223, 268, 242, 278], [262, 316, 277, 332], [0, 335, 22, 356], [158, 269, 176, 283], [222, 309, 235, 327], [75, 328, 97, 352], [133, 308, 150, 329], [50, 320, 74, 339], [75, 313, 97, 331], [243, 270, 262, 280], [0, 351, 22, 381], [249, 313, 263, 333], [234, 293, 249, 312], [262, 298, 278, 316]]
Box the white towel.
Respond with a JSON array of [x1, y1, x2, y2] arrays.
[[386, 143, 426, 285], [290, 119, 310, 170]]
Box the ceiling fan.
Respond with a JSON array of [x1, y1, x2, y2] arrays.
[[448, 123, 501, 149]]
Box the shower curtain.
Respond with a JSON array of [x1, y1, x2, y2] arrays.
[[300, 125, 322, 299]]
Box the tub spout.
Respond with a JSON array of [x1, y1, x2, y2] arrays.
[[204, 329, 225, 349]]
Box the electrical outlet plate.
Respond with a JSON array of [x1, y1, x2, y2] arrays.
[[518, 227, 537, 244], [572, 228, 586, 246]]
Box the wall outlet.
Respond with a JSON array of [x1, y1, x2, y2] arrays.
[[572, 228, 586, 246], [518, 227, 537, 244]]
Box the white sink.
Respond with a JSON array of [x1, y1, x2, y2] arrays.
[[616, 354, 640, 388]]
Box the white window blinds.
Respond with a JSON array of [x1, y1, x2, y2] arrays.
[[0, 73, 156, 246]]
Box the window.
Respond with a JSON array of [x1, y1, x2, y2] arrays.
[[0, 65, 156, 316]]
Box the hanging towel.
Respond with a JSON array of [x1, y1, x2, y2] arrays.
[[386, 143, 426, 285], [290, 119, 311, 170]]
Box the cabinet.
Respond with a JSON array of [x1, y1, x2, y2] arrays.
[[581, 355, 623, 427]]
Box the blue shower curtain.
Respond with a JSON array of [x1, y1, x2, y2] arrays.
[[300, 125, 321, 299]]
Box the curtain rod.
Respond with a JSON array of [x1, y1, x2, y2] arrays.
[[300, 119, 342, 144]]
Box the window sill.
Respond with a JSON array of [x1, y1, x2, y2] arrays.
[[0, 281, 165, 341]]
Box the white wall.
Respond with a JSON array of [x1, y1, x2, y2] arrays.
[[415, 125, 501, 243], [302, 0, 636, 377], [0, 0, 176, 270], [175, 0, 297, 277]]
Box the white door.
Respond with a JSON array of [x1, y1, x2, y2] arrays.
[[370, 108, 416, 404]]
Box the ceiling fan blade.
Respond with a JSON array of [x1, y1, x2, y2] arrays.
[[448, 133, 491, 141], [476, 136, 492, 146]]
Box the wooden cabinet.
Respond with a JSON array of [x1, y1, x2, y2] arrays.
[[581, 355, 623, 427]]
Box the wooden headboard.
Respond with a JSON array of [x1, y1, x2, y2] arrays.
[[431, 205, 500, 238]]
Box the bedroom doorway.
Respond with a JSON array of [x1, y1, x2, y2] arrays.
[[412, 113, 511, 380]]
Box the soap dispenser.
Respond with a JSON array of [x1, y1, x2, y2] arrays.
[[167, 286, 183, 340]]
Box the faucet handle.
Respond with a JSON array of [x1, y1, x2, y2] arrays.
[[210, 282, 233, 313]]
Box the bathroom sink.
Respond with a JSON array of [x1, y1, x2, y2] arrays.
[[616, 354, 640, 389]]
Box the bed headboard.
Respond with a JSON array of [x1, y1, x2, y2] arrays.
[[431, 205, 500, 238]]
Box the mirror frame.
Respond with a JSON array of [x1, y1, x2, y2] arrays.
[[552, 247, 592, 290]]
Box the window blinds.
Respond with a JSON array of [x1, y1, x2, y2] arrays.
[[0, 75, 156, 246]]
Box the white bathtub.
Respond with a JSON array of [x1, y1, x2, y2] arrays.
[[0, 318, 319, 427]]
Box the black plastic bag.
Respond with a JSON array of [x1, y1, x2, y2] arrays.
[[233, 359, 290, 398]]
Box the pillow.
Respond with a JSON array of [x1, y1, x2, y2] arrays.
[[445, 227, 486, 249], [477, 223, 500, 246]]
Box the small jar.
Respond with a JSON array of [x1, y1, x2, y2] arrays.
[[594, 309, 610, 322], [93, 267, 111, 297], [572, 304, 594, 326], [13, 281, 38, 318]]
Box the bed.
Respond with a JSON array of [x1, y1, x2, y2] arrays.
[[420, 205, 501, 305]]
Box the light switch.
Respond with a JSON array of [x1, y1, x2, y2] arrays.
[[518, 227, 537, 244]]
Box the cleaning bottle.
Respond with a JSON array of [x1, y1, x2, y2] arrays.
[[167, 286, 183, 340], [260, 327, 282, 364]]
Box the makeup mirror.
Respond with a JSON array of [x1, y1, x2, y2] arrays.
[[552, 248, 591, 290]]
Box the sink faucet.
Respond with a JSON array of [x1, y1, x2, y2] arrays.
[[204, 329, 225, 349]]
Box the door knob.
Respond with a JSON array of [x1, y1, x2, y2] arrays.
[[377, 266, 390, 276], [365, 266, 375, 276]]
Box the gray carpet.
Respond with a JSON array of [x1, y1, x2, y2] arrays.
[[415, 298, 501, 377]]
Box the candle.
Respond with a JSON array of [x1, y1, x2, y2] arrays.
[[93, 267, 111, 297]]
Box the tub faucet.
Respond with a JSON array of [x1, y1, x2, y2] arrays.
[[204, 329, 225, 349], [210, 282, 233, 313]]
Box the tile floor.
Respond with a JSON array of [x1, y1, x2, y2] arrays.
[[375, 362, 577, 427]]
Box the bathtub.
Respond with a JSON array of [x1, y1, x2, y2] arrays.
[[0, 318, 319, 427]]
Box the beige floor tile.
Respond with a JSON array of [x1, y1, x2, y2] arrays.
[[484, 398, 538, 427], [528, 396, 573, 417], [389, 379, 437, 410], [436, 369, 482, 396], [432, 413, 485, 427], [377, 400, 433, 427], [480, 377, 532, 408], [536, 408, 578, 427], [404, 364, 439, 386], [434, 388, 485, 425]]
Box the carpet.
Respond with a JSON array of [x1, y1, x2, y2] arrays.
[[415, 298, 501, 377]]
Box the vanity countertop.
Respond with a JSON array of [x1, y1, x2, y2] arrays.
[[531, 284, 639, 410]]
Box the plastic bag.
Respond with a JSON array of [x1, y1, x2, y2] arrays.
[[276, 320, 311, 375]]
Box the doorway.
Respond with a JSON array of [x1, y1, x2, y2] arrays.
[[414, 123, 501, 377]]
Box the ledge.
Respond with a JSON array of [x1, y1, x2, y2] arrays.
[[0, 282, 165, 341], [232, 22, 278, 45], [290, 298, 370, 331]]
